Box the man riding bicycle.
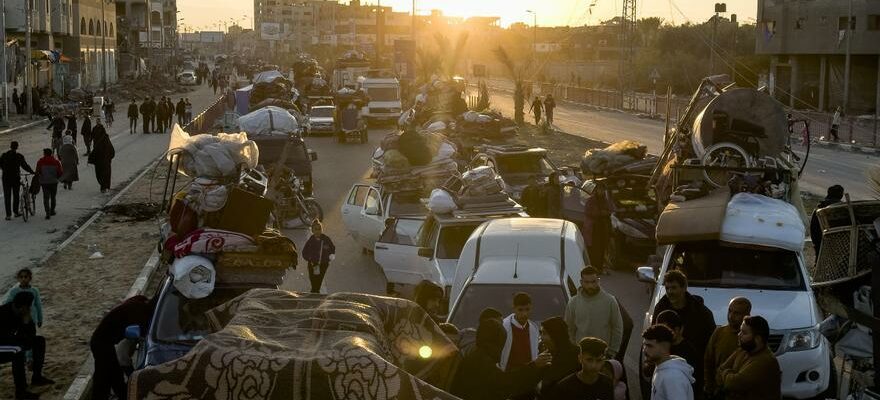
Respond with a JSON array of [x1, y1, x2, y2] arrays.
[[0, 142, 35, 220]]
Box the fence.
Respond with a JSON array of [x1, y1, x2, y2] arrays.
[[790, 109, 880, 147], [183, 92, 233, 134]]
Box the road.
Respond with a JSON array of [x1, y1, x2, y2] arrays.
[[485, 89, 877, 199], [0, 83, 218, 284], [277, 128, 651, 397]]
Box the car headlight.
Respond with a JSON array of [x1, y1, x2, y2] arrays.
[[785, 326, 821, 352]]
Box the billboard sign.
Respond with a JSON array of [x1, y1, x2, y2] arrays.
[[261, 22, 281, 41]]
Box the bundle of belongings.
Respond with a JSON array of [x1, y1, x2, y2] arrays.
[[451, 110, 517, 140], [163, 125, 298, 292], [129, 290, 460, 399], [426, 166, 522, 216], [249, 70, 295, 110], [581, 140, 648, 176], [237, 106, 300, 136], [372, 128, 460, 193]]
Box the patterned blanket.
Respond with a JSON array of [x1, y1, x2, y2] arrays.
[[129, 290, 461, 400]]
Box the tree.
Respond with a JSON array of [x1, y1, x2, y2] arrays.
[[494, 46, 532, 124]]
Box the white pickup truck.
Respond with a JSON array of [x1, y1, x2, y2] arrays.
[[341, 184, 428, 252]]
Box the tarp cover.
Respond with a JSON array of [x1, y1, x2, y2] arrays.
[[253, 70, 287, 85], [238, 106, 300, 136], [128, 289, 461, 400]]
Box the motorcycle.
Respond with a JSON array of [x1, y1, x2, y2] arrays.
[[274, 172, 324, 227]]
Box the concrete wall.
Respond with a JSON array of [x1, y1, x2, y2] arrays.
[[757, 0, 880, 55]]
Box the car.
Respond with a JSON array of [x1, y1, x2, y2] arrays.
[[447, 218, 587, 329], [637, 194, 833, 399], [561, 158, 658, 269], [470, 145, 578, 201], [341, 185, 429, 252], [307, 105, 337, 136], [176, 70, 197, 85], [126, 275, 273, 369], [374, 209, 528, 298]]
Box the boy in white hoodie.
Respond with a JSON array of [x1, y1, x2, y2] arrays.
[[643, 324, 695, 400]]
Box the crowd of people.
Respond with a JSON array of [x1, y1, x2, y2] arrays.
[[128, 97, 193, 134], [427, 266, 783, 400]]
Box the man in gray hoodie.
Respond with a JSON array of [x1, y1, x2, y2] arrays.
[[643, 324, 695, 400]]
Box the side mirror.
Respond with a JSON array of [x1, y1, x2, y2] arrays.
[[418, 247, 434, 258], [308, 149, 318, 161], [124, 325, 143, 340], [636, 266, 656, 283]]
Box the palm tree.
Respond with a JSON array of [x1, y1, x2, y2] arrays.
[[494, 46, 531, 125]]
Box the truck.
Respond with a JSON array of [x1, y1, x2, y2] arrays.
[[332, 51, 371, 90], [357, 75, 402, 124]]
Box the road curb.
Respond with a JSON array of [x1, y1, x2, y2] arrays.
[[0, 119, 45, 136], [61, 248, 161, 400], [808, 140, 880, 156]]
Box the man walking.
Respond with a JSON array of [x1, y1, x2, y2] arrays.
[[0, 142, 35, 220], [704, 297, 751, 398], [529, 96, 543, 126], [81, 115, 93, 156], [128, 99, 139, 134], [500, 292, 540, 372], [830, 107, 842, 142], [35, 148, 62, 220], [716, 316, 781, 400], [810, 184, 844, 258], [12, 88, 21, 114], [65, 114, 78, 144], [652, 271, 716, 360], [564, 266, 623, 359], [643, 324, 695, 400], [0, 291, 54, 399], [139, 97, 152, 134], [544, 94, 556, 125], [176, 98, 186, 126], [155, 98, 167, 133]]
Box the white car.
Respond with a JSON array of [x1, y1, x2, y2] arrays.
[[177, 70, 196, 85], [308, 105, 337, 135], [447, 218, 587, 329], [341, 184, 428, 252]]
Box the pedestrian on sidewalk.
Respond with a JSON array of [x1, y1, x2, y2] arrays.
[[564, 266, 624, 359], [81, 115, 93, 156], [529, 97, 543, 126], [128, 99, 139, 134], [176, 98, 186, 126], [715, 316, 781, 400], [12, 88, 21, 114], [185, 99, 193, 124], [1, 141, 35, 220], [643, 324, 695, 400], [0, 291, 55, 400], [103, 98, 115, 127], [59, 135, 79, 190], [544, 94, 556, 125], [830, 107, 842, 142], [65, 114, 78, 145], [88, 120, 114, 193], [165, 98, 174, 129], [2, 268, 44, 330], [302, 220, 335, 293], [810, 184, 844, 258], [46, 114, 65, 155], [211, 76, 218, 95], [36, 148, 62, 219], [89, 295, 156, 400]]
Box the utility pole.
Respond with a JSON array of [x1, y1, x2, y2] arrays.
[[619, 0, 636, 110], [710, 3, 726, 76], [101, 0, 107, 92], [843, 0, 853, 114], [731, 14, 738, 82], [25, 0, 32, 117], [146, 0, 152, 71], [376, 0, 383, 64], [0, 0, 8, 126]]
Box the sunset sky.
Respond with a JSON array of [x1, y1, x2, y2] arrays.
[[177, 0, 758, 32]]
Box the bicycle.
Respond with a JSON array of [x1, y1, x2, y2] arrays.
[[19, 174, 36, 222]]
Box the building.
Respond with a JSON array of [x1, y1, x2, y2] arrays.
[[757, 0, 880, 113], [116, 0, 177, 74], [69, 0, 118, 88], [5, 0, 73, 90]]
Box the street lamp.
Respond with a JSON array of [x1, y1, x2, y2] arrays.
[[526, 10, 536, 65]]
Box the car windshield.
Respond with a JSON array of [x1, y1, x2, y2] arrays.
[[366, 87, 399, 102], [670, 241, 805, 290], [154, 285, 253, 343], [388, 192, 428, 216], [450, 284, 568, 329], [495, 154, 554, 176], [436, 224, 481, 259], [310, 108, 334, 118]]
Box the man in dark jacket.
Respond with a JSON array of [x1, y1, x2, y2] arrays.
[[451, 318, 550, 400], [46, 114, 65, 154], [809, 184, 844, 259], [128, 99, 139, 134], [302, 221, 336, 293], [139, 97, 152, 134], [175, 98, 186, 126], [521, 175, 545, 217], [1, 141, 35, 220], [537, 317, 581, 397], [65, 114, 78, 144], [0, 292, 54, 399], [155, 98, 167, 133], [81, 115, 93, 156], [652, 270, 716, 359], [90, 295, 156, 400], [35, 149, 63, 219]]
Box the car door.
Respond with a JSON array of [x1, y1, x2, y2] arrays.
[[373, 218, 435, 285], [341, 184, 370, 242], [357, 186, 385, 248], [561, 180, 595, 226]]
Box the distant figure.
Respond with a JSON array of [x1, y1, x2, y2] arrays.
[[139, 97, 152, 134], [0, 141, 35, 220], [103, 98, 115, 127], [47, 114, 65, 155], [176, 98, 186, 125], [35, 148, 62, 219], [12, 88, 21, 114], [544, 94, 556, 125], [184, 99, 193, 125], [59, 135, 79, 190], [66, 114, 78, 144], [302, 221, 336, 293], [81, 115, 93, 156], [88, 120, 115, 193], [830, 107, 842, 142], [128, 99, 139, 134], [529, 97, 543, 125], [810, 184, 844, 258], [521, 175, 545, 217]]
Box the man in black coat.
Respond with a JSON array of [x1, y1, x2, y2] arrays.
[[810, 185, 844, 258], [0, 141, 35, 220], [651, 270, 716, 355], [128, 99, 139, 134], [0, 292, 54, 399], [90, 295, 156, 400], [155, 98, 166, 133], [537, 317, 581, 397], [65, 114, 78, 144], [451, 318, 550, 400], [139, 97, 153, 134]]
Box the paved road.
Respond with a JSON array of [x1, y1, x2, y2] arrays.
[[485, 89, 877, 199], [0, 83, 218, 284]]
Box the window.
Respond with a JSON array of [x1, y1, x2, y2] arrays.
[[88, 19, 94, 35], [795, 17, 806, 30], [450, 284, 568, 329], [109, 23, 114, 36], [868, 15, 880, 31], [839, 16, 856, 30], [819, 16, 828, 26], [436, 224, 481, 259], [103, 20, 107, 36], [80, 18, 86, 34], [364, 189, 381, 215], [347, 185, 369, 206], [669, 241, 805, 290]]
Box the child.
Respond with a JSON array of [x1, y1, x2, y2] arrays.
[[302, 221, 335, 293], [3, 268, 44, 328]]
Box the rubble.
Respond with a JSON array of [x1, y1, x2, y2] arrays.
[[106, 75, 195, 101]]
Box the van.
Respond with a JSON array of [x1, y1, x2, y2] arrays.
[[447, 218, 587, 329]]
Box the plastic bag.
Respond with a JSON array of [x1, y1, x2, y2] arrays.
[[426, 121, 447, 132], [168, 125, 260, 178], [432, 142, 456, 162], [427, 188, 458, 214], [187, 178, 229, 213], [171, 255, 216, 299]]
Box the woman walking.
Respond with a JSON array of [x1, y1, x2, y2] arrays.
[[81, 115, 93, 156], [302, 221, 335, 294], [59, 135, 79, 190], [88, 120, 115, 193]]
